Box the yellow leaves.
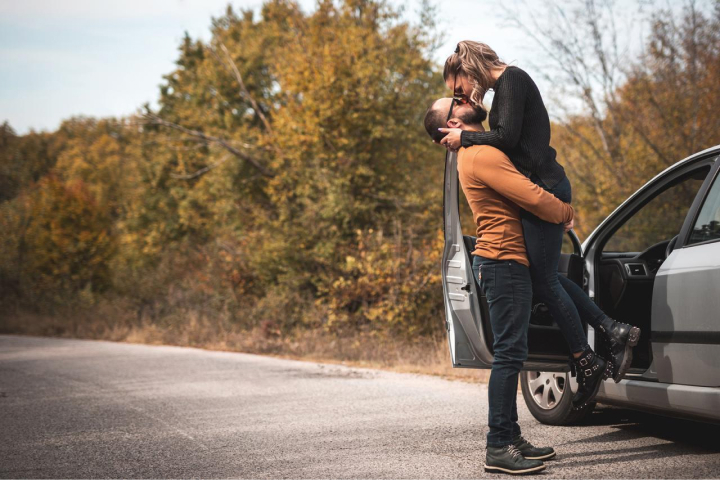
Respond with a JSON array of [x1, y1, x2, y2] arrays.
[[1, 175, 116, 302], [319, 227, 443, 337], [1, 0, 447, 339]]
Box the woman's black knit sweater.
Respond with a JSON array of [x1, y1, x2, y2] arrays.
[[460, 66, 566, 189]]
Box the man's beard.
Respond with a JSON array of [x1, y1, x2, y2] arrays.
[[458, 105, 487, 126]]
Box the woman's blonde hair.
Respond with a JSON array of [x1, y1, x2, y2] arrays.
[[444, 41, 506, 106]]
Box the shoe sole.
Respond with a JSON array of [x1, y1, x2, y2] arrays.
[[613, 327, 641, 383], [484, 464, 547, 475], [525, 451, 556, 460]]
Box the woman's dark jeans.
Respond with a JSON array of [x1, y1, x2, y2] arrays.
[[472, 256, 531, 448], [521, 175, 608, 354]]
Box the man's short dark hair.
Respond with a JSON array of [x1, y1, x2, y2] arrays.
[[424, 99, 448, 143], [423, 99, 488, 143]]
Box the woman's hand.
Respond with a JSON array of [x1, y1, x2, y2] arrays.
[[438, 128, 463, 150], [563, 217, 574, 233]]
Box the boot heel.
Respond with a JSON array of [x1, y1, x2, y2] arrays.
[[628, 327, 641, 346], [614, 348, 633, 383]]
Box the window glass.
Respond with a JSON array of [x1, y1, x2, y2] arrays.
[[603, 166, 710, 253], [561, 232, 576, 254], [688, 167, 720, 245]]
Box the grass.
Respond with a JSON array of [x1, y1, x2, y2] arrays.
[[0, 307, 490, 383]]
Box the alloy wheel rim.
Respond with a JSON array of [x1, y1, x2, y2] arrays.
[[525, 371, 567, 410]]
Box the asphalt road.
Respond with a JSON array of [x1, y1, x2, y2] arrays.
[[1, 335, 719, 479]]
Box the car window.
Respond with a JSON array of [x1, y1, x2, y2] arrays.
[[687, 167, 720, 245], [603, 166, 710, 253], [561, 233, 575, 254]]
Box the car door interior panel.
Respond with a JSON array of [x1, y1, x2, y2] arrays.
[[442, 151, 494, 369], [443, 150, 575, 372], [463, 235, 579, 359], [597, 256, 654, 369]]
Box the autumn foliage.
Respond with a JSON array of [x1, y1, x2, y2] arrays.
[[1, 0, 719, 356]]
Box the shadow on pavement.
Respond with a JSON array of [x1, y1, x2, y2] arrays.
[[541, 406, 719, 476], [564, 405, 719, 453]]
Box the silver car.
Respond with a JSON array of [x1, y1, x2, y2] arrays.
[[442, 145, 720, 425]]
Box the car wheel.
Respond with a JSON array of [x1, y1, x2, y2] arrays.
[[520, 371, 595, 425]]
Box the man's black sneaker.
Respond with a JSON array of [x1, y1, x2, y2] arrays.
[[598, 318, 641, 383], [570, 347, 612, 410], [512, 435, 556, 460], [484, 444, 546, 475]]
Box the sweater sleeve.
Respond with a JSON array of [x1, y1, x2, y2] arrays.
[[472, 148, 573, 224], [460, 68, 527, 150]]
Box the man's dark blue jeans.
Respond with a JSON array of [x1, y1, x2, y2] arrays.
[[472, 255, 532, 448], [522, 175, 608, 354]]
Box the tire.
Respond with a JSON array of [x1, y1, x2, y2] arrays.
[[520, 370, 595, 425]]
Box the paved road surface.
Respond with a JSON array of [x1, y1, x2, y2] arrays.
[[1, 335, 719, 478]]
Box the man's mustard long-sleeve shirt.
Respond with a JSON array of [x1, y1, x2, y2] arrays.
[[458, 145, 574, 267]]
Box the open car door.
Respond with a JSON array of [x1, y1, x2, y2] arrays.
[[442, 150, 581, 372], [442, 150, 493, 368], [578, 151, 719, 382]]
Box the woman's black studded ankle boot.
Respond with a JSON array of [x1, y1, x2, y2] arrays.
[[570, 347, 613, 410], [597, 318, 641, 383]]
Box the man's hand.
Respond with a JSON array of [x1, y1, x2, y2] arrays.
[[438, 128, 462, 150], [563, 217, 574, 233]]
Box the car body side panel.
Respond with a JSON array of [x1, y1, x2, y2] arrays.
[[651, 241, 720, 387], [597, 380, 720, 423]]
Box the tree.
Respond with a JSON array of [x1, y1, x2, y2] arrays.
[[0, 121, 66, 203], [504, 0, 720, 238], [0, 175, 115, 304], [128, 0, 447, 334]]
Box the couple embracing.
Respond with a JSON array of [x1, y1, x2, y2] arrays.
[[424, 41, 641, 474]]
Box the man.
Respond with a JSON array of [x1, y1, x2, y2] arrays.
[[424, 98, 574, 474]]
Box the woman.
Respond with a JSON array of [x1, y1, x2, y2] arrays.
[[438, 41, 641, 409]]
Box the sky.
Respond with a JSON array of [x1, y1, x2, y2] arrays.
[[0, 0, 627, 134]]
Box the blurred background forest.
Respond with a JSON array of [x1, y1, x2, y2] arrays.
[[1, 0, 719, 374]]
